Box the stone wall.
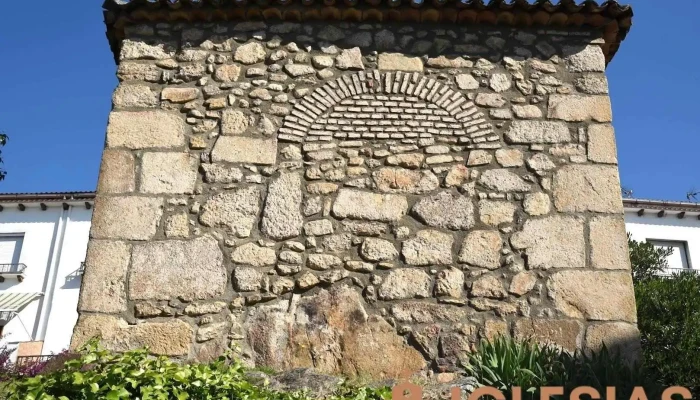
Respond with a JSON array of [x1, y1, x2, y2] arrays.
[[74, 20, 640, 378]]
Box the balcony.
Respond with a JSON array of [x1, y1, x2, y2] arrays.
[[15, 355, 55, 368], [659, 268, 700, 278], [0, 263, 27, 282]]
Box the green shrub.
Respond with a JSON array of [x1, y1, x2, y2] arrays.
[[628, 234, 673, 282], [465, 336, 663, 400], [636, 272, 700, 395], [5, 342, 390, 400]]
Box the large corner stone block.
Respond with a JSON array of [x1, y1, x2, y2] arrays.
[[129, 236, 226, 301], [585, 323, 641, 362], [139, 152, 198, 194], [78, 240, 130, 313], [97, 150, 135, 194], [553, 165, 623, 213], [564, 45, 606, 73], [504, 121, 570, 144], [72, 315, 193, 356], [513, 319, 583, 352], [510, 216, 585, 270], [587, 124, 618, 164], [547, 95, 612, 123], [211, 136, 277, 165], [547, 271, 637, 322], [91, 196, 163, 241], [106, 111, 186, 149], [590, 216, 630, 270]]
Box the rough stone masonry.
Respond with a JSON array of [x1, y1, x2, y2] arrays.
[[74, 0, 639, 379]]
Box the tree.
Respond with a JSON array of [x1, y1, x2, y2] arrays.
[[628, 233, 673, 282], [0, 132, 6, 181]]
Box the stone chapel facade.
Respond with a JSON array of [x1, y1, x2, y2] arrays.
[[74, 0, 638, 378]]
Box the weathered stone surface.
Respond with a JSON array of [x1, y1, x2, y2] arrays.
[[564, 45, 606, 73], [97, 150, 135, 194], [513, 319, 583, 352], [234, 42, 267, 64], [504, 121, 570, 144], [322, 234, 352, 253], [345, 260, 374, 272], [482, 320, 508, 341], [456, 74, 479, 90], [386, 153, 424, 169], [78, 240, 130, 313], [211, 137, 277, 165], [199, 187, 262, 237], [197, 322, 228, 342], [304, 219, 334, 236], [547, 95, 612, 123], [341, 220, 388, 236], [221, 109, 250, 135], [478, 169, 531, 192], [118, 62, 161, 82], [467, 150, 493, 166], [391, 302, 469, 324], [234, 267, 264, 291], [360, 238, 398, 262], [471, 275, 506, 299], [444, 165, 469, 187], [246, 286, 425, 378], [474, 93, 506, 108], [214, 64, 241, 82], [72, 315, 193, 356], [547, 271, 637, 322], [201, 164, 243, 184], [458, 230, 502, 269], [373, 168, 439, 194], [378, 269, 432, 300], [523, 193, 551, 216], [129, 236, 225, 301], [262, 172, 303, 240], [427, 56, 472, 69], [232, 243, 277, 267], [91, 196, 162, 240], [509, 272, 537, 296], [140, 152, 198, 194], [335, 48, 364, 70], [511, 216, 585, 270], [307, 254, 342, 270], [165, 213, 189, 238], [378, 53, 423, 72], [113, 84, 158, 108], [106, 111, 186, 149], [552, 165, 623, 213], [590, 216, 630, 270], [402, 230, 453, 266], [489, 73, 511, 92], [184, 301, 227, 316], [585, 323, 641, 360], [575, 75, 609, 94], [412, 191, 474, 230], [284, 64, 316, 77], [478, 200, 516, 227], [512, 105, 542, 119], [332, 189, 407, 222], [161, 88, 199, 103], [434, 267, 464, 298], [495, 149, 523, 167], [120, 40, 175, 60], [587, 124, 618, 164]]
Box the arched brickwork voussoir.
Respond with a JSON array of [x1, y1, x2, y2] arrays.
[[277, 71, 497, 145]]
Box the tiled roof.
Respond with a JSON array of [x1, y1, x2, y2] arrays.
[[0, 192, 96, 203], [103, 0, 633, 64]]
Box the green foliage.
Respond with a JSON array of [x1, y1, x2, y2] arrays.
[[464, 336, 663, 400], [635, 272, 700, 395], [628, 233, 673, 282], [0, 132, 7, 181], [5, 341, 390, 400]]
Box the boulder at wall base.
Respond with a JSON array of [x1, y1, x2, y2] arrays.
[[244, 284, 426, 379]]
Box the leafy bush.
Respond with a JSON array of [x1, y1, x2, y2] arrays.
[[5, 341, 390, 400], [628, 234, 673, 282], [465, 336, 663, 400], [636, 272, 700, 396]]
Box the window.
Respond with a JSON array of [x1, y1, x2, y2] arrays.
[[0, 235, 23, 266], [648, 240, 692, 272]]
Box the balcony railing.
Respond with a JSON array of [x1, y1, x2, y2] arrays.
[[15, 355, 55, 368], [0, 264, 27, 282], [659, 268, 700, 278]]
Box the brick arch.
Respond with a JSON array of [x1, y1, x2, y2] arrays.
[[277, 71, 496, 144]]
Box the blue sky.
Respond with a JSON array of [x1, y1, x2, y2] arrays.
[[0, 1, 697, 201]]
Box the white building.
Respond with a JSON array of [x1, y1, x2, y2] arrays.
[[0, 192, 94, 362], [0, 192, 697, 363], [624, 199, 700, 274]]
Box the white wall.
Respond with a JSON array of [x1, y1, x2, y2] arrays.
[[0, 203, 91, 357], [625, 210, 700, 272]]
